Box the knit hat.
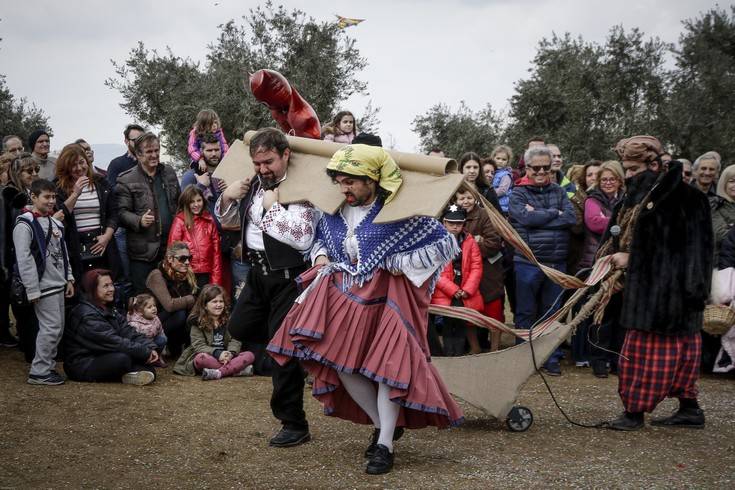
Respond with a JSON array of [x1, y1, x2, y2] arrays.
[[27, 129, 49, 153], [442, 204, 466, 222], [613, 135, 663, 166]]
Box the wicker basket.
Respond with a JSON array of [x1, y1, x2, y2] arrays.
[[703, 304, 735, 336]]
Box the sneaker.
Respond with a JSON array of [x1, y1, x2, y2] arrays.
[[122, 371, 155, 386], [236, 365, 254, 377], [574, 361, 590, 368], [27, 371, 65, 385], [202, 368, 222, 381]]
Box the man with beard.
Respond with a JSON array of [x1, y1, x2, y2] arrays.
[[215, 127, 319, 447], [181, 133, 227, 212], [598, 135, 713, 431]]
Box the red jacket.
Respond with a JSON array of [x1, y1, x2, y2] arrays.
[[432, 233, 484, 311], [167, 211, 224, 286]]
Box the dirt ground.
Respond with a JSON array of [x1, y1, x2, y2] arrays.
[[1, 346, 734, 489]]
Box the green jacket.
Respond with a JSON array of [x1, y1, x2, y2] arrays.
[[173, 316, 242, 376]]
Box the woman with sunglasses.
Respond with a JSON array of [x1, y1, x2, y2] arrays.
[[145, 241, 198, 359], [2, 153, 42, 360]]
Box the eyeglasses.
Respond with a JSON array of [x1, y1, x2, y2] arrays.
[[600, 178, 618, 184], [529, 165, 551, 173], [174, 255, 192, 263], [23, 166, 41, 174], [683, 171, 692, 177]]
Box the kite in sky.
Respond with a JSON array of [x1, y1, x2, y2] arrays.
[[335, 15, 365, 29]]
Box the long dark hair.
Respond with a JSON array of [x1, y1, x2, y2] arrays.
[[188, 284, 229, 331], [459, 152, 491, 189]]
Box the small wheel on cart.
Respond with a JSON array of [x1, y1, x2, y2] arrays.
[[506, 406, 533, 432]]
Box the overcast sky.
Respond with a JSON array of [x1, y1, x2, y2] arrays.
[[0, 0, 719, 158]]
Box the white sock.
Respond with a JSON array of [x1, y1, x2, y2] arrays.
[[377, 383, 399, 453], [337, 371, 380, 427]]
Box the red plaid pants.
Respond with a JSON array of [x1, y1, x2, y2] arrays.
[[618, 330, 701, 413]]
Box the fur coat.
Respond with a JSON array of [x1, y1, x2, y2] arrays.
[[599, 162, 713, 335]]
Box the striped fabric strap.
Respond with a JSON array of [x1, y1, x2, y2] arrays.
[[428, 187, 620, 340]]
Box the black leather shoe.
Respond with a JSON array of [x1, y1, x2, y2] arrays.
[[592, 360, 608, 378], [607, 412, 644, 431], [269, 427, 311, 447], [364, 427, 405, 458], [650, 408, 705, 429], [366, 444, 394, 475]]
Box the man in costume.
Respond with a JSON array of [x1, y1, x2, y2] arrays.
[[215, 128, 319, 447], [598, 135, 713, 430], [267, 144, 463, 475]]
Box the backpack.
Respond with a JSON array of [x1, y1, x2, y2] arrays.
[[10, 214, 67, 305]]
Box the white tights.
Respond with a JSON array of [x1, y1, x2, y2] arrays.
[[337, 371, 400, 452]]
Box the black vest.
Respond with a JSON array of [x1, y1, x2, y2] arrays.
[[238, 178, 307, 271]]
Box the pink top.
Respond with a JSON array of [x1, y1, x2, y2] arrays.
[[127, 312, 164, 338], [584, 197, 610, 234]]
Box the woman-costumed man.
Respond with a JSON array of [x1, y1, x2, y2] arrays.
[[268, 144, 463, 475]]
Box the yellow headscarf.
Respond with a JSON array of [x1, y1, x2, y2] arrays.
[[327, 144, 403, 204]]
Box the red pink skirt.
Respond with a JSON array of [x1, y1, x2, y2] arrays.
[[268, 266, 463, 429]]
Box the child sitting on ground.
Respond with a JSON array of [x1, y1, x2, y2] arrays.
[[173, 284, 254, 380], [431, 204, 484, 356], [127, 293, 167, 367], [321, 110, 357, 143], [187, 109, 229, 172]]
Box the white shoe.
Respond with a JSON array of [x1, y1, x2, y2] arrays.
[[236, 365, 254, 377], [122, 371, 155, 386]]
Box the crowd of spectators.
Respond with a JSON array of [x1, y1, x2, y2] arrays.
[[0, 110, 731, 387]]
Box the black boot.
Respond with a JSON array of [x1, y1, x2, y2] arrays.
[[592, 359, 608, 378], [269, 427, 311, 447], [650, 407, 705, 428], [607, 411, 644, 431]]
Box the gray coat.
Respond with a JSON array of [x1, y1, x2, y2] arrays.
[[115, 163, 180, 262]]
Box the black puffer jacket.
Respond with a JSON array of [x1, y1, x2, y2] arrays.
[[509, 179, 577, 265], [719, 226, 735, 270], [63, 300, 155, 374]]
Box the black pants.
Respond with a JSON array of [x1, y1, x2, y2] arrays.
[[13, 303, 38, 363], [129, 259, 157, 295], [159, 309, 189, 358], [67, 352, 154, 382], [588, 294, 625, 368], [228, 264, 308, 431]]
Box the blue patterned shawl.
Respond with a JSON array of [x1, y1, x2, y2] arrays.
[[313, 200, 459, 292]]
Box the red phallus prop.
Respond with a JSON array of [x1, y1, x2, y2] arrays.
[[249, 69, 321, 139]]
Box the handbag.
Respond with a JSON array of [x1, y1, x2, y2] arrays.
[[710, 267, 735, 306], [79, 229, 102, 262]]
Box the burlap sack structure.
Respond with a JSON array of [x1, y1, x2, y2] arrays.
[[431, 322, 572, 419], [212, 131, 465, 223]]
